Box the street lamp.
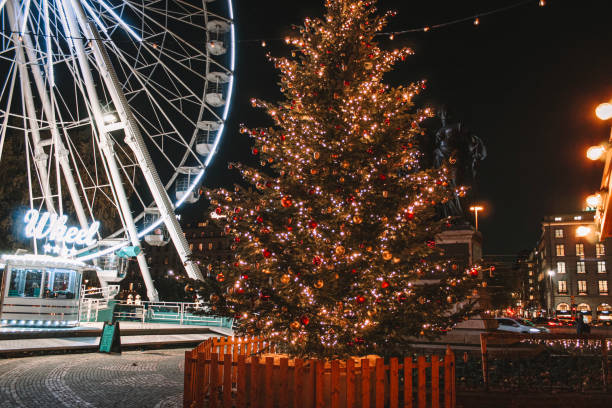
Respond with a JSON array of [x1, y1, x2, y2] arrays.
[[596, 102, 612, 121], [469, 205, 484, 231]]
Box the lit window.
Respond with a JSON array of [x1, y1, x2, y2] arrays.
[[557, 262, 566, 274], [597, 243, 605, 256], [198, 243, 203, 251], [529, 295, 534, 300], [528, 271, 533, 276], [555, 229, 564, 238], [577, 261, 586, 273], [576, 243, 584, 257], [578, 280, 587, 294], [554, 217, 562, 221], [599, 280, 608, 294], [189, 243, 194, 251], [558, 280, 567, 294], [598, 261, 606, 273], [529, 279, 533, 284], [208, 242, 214, 250], [574, 216, 582, 220], [556, 244, 565, 257], [164, 258, 168, 265]]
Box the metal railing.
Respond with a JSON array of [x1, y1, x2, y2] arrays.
[[113, 300, 233, 327]]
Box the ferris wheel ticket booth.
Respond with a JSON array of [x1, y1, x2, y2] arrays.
[[0, 254, 90, 328]]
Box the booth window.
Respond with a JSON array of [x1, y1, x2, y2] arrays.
[[8, 268, 43, 298]]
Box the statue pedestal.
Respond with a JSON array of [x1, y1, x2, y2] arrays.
[[436, 227, 483, 270]]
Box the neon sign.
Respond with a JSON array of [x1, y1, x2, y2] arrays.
[[24, 210, 99, 255]]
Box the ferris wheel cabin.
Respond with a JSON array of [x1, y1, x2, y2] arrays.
[[0, 254, 91, 328]]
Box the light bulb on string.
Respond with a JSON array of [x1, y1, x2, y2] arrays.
[[473, 17, 480, 26]]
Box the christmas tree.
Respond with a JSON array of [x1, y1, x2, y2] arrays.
[[204, 0, 476, 358]]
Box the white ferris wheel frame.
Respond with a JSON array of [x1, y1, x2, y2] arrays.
[[0, 0, 236, 301]]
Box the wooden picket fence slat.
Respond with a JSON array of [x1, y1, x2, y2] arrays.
[[183, 336, 456, 408]]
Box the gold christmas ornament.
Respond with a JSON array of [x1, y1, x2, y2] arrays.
[[313, 151, 320, 159], [382, 190, 389, 198], [341, 160, 350, 169], [209, 294, 220, 303], [290, 321, 301, 330], [353, 215, 363, 224], [382, 251, 392, 261], [314, 280, 324, 288], [262, 268, 271, 274], [335, 245, 346, 256], [280, 274, 291, 284], [216, 273, 225, 282], [392, 257, 401, 264], [364, 61, 373, 70]]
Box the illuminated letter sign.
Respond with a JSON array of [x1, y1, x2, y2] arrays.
[[24, 210, 100, 246]]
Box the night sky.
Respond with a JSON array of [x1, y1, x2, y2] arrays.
[[190, 0, 612, 256]]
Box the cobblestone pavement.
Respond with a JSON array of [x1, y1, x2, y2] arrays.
[[0, 349, 185, 408]]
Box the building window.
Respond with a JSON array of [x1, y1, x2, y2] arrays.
[[164, 257, 168, 265], [557, 262, 566, 274], [574, 216, 582, 220], [597, 243, 605, 257], [556, 244, 565, 257], [529, 295, 534, 300], [208, 242, 214, 250], [599, 280, 609, 295], [576, 243, 584, 257], [578, 280, 587, 295], [198, 243, 203, 251], [598, 261, 607, 273], [555, 229, 564, 238], [528, 270, 533, 276], [577, 261, 586, 273], [554, 217, 562, 221], [189, 243, 194, 251], [558, 281, 567, 294]]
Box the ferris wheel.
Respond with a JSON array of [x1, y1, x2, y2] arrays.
[[0, 0, 235, 301]]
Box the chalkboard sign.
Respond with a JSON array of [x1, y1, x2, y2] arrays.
[[99, 321, 121, 354]]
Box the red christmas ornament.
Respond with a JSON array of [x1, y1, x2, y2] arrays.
[[263, 249, 272, 258], [398, 294, 407, 302], [379, 174, 387, 181], [313, 256, 322, 266], [308, 220, 318, 229], [356, 295, 366, 304], [256, 216, 263, 223], [381, 281, 390, 289], [234, 236, 240, 242], [469, 268, 479, 277], [241, 274, 249, 280], [406, 211, 415, 220], [252, 147, 259, 155], [281, 196, 293, 207], [427, 240, 436, 248], [308, 189, 315, 195], [351, 268, 357, 274], [215, 207, 222, 215], [343, 80, 350, 87], [300, 315, 310, 325]]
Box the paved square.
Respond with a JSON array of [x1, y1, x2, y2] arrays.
[[0, 349, 185, 407]]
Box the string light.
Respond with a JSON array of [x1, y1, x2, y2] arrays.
[[473, 17, 480, 26]]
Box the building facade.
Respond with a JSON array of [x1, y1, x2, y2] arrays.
[[537, 210, 612, 322]]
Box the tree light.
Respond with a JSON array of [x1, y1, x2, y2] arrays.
[[586, 194, 602, 208], [547, 270, 555, 276], [576, 226, 591, 237], [596, 102, 612, 120], [586, 145, 606, 161]]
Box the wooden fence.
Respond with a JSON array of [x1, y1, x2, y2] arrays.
[[184, 336, 456, 408]]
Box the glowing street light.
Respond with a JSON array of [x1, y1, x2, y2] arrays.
[[576, 226, 592, 237], [469, 205, 484, 231], [587, 145, 606, 161], [596, 102, 612, 121], [586, 194, 602, 208]]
